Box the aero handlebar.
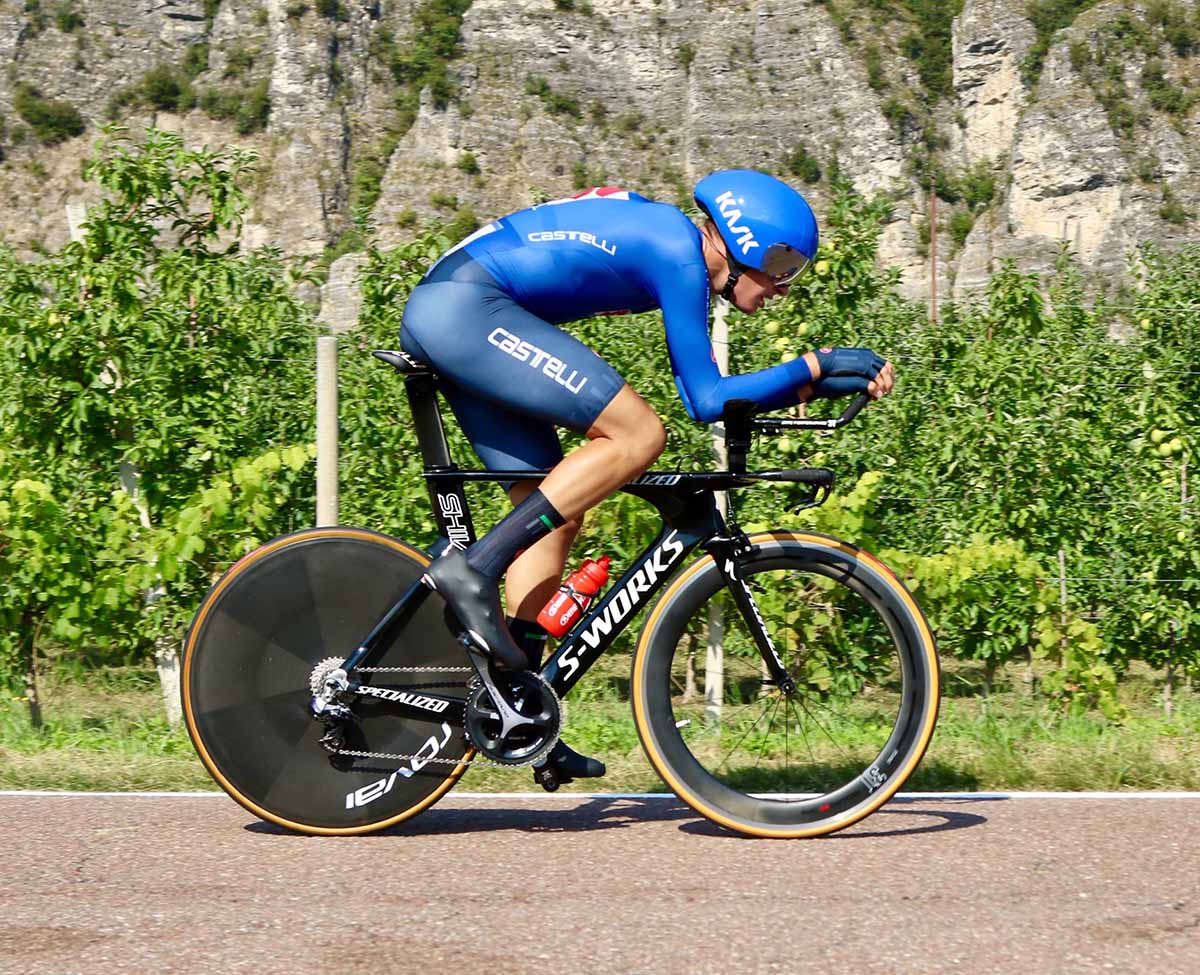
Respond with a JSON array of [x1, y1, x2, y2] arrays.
[[751, 393, 871, 433], [722, 393, 872, 475]]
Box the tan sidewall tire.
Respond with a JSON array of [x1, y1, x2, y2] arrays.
[[182, 527, 471, 836], [630, 530, 940, 838]]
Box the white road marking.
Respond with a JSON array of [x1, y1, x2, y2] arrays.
[[1, 790, 1199, 800]]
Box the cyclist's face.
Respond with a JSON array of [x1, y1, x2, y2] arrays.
[[702, 224, 790, 314], [730, 266, 789, 314]]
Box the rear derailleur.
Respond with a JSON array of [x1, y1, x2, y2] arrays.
[[308, 657, 358, 766]]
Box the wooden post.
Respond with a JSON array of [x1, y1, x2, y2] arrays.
[[1182, 454, 1189, 517], [706, 298, 730, 724], [929, 182, 938, 324], [316, 336, 339, 526], [683, 632, 696, 703], [21, 613, 43, 729], [1058, 548, 1068, 669], [1164, 621, 1176, 720]]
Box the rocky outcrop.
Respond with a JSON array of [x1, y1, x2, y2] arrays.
[[374, 0, 905, 245], [952, 1, 1200, 299], [952, 0, 1037, 167], [0, 0, 1196, 307]]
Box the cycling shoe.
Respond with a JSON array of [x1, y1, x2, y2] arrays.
[[423, 548, 529, 670], [533, 740, 606, 786]]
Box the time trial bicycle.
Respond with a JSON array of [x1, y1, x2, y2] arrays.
[[181, 349, 940, 838]]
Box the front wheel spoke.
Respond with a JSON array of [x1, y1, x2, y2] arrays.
[[752, 697, 784, 771], [714, 699, 775, 775], [703, 682, 778, 728], [784, 696, 790, 770], [787, 697, 820, 767], [793, 695, 853, 762]]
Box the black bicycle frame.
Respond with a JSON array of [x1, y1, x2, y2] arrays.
[[337, 355, 865, 723]]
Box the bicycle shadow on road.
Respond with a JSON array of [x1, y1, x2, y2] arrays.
[[388, 794, 705, 836], [676, 797, 996, 840], [245, 795, 701, 837], [244, 795, 995, 839]]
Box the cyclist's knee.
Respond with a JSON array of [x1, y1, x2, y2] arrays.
[[587, 386, 666, 471], [632, 418, 667, 468], [604, 417, 665, 474]]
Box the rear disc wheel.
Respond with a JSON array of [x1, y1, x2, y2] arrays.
[[182, 527, 470, 834]]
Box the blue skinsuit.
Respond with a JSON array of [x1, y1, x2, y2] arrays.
[[400, 188, 812, 473]]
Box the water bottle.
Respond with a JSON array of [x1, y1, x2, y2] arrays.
[[537, 556, 612, 637]]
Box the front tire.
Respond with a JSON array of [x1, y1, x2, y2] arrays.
[[631, 531, 939, 838]]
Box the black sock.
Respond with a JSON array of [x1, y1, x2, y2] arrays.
[[465, 489, 566, 579], [507, 616, 549, 671]]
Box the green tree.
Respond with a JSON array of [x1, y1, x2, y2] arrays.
[[0, 127, 319, 685]]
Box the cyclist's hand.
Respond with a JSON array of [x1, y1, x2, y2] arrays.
[[808, 347, 894, 401]]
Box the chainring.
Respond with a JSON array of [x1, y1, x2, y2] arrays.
[[464, 671, 560, 766]]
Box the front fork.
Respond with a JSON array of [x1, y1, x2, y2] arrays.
[[705, 529, 797, 696]]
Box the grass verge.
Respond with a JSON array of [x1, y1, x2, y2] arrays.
[[2, 663, 1198, 794]]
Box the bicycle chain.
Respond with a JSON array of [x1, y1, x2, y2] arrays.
[[327, 665, 543, 768], [331, 747, 524, 769], [353, 665, 473, 673], [349, 664, 472, 692]]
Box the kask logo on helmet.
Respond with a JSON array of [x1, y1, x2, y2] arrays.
[[714, 190, 760, 256]]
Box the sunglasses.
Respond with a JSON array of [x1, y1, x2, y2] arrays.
[[760, 243, 811, 284], [724, 239, 811, 285]]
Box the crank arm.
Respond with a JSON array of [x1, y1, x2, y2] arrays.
[[464, 642, 537, 738]]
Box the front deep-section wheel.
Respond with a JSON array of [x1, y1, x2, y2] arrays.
[[632, 531, 939, 838], [183, 527, 470, 835]]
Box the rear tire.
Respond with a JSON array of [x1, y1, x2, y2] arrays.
[[182, 527, 470, 835], [631, 531, 939, 838]]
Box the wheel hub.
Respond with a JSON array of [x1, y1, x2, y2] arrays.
[[309, 656, 349, 700]]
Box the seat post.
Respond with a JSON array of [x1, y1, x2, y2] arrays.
[[404, 373, 454, 470], [404, 372, 479, 549]]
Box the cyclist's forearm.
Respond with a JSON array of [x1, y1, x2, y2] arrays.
[[681, 353, 816, 422]]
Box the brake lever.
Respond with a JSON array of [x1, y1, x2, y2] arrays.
[[791, 483, 832, 513]]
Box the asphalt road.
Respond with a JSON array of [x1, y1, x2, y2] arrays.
[[3, 793, 1198, 974]]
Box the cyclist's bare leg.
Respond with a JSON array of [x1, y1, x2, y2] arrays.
[[504, 485, 581, 620], [504, 384, 664, 619], [540, 384, 666, 516]]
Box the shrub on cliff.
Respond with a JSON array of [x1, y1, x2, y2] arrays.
[[13, 85, 85, 145]]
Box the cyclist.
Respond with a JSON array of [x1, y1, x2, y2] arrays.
[[402, 169, 895, 782]]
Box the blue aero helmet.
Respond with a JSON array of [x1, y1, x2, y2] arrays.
[[694, 169, 819, 298]]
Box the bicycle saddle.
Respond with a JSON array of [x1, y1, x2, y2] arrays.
[[372, 349, 432, 376]]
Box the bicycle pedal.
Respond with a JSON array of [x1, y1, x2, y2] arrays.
[[534, 764, 560, 792]]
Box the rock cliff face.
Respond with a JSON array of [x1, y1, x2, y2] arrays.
[[0, 0, 1196, 307], [952, 0, 1199, 300]]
